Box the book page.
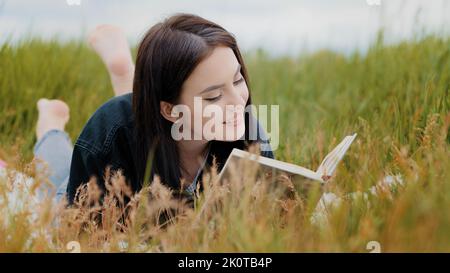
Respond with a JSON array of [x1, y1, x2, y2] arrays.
[[225, 148, 323, 181], [315, 133, 357, 178], [217, 150, 325, 200]]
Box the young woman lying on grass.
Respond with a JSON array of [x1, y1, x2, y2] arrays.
[[0, 14, 274, 205], [66, 13, 274, 205], [0, 13, 402, 224]]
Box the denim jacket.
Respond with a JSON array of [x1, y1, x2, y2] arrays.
[[67, 93, 274, 204]]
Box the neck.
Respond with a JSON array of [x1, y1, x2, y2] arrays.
[[177, 139, 210, 164]]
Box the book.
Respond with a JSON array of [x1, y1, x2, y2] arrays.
[[217, 133, 357, 197]]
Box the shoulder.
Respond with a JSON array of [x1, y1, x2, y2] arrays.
[[75, 93, 134, 156]]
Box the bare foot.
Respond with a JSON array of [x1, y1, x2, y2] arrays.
[[36, 99, 70, 141], [88, 25, 134, 96]]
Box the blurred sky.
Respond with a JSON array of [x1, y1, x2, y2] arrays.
[[0, 0, 448, 56]]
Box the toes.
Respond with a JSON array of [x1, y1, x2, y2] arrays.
[[37, 99, 70, 119], [37, 98, 50, 110], [88, 24, 124, 46]]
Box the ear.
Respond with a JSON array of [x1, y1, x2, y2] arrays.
[[160, 101, 177, 123]]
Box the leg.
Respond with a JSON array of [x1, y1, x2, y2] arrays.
[[88, 25, 135, 96], [34, 99, 72, 202]]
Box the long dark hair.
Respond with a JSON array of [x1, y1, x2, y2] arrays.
[[132, 13, 257, 192]]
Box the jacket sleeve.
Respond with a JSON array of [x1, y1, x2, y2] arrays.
[[66, 143, 108, 205], [256, 119, 275, 159]]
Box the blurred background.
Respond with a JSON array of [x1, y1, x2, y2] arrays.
[[1, 0, 450, 252], [1, 0, 449, 56]]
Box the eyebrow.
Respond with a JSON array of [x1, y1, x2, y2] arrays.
[[199, 64, 242, 94]]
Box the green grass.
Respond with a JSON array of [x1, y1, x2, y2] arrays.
[[0, 33, 449, 252]]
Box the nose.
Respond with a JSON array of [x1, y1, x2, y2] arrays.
[[224, 84, 246, 106], [223, 86, 246, 120]]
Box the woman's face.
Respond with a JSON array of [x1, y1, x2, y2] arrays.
[[172, 46, 249, 141]]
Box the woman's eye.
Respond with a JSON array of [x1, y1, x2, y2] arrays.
[[233, 77, 245, 85], [204, 95, 222, 102]]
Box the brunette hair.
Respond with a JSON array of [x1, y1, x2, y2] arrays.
[[132, 13, 256, 191]]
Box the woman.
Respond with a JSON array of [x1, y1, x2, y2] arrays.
[[67, 13, 275, 205], [0, 14, 401, 220]]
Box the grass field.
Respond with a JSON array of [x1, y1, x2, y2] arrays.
[[0, 32, 449, 252]]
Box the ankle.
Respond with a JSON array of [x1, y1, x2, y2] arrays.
[[108, 54, 134, 77]]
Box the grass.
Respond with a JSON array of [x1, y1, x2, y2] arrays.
[[0, 32, 449, 252]]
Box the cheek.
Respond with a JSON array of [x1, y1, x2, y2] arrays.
[[240, 84, 249, 104]]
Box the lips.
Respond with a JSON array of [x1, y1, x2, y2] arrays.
[[223, 117, 243, 126]]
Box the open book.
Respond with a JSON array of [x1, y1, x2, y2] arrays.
[[217, 133, 357, 194]]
